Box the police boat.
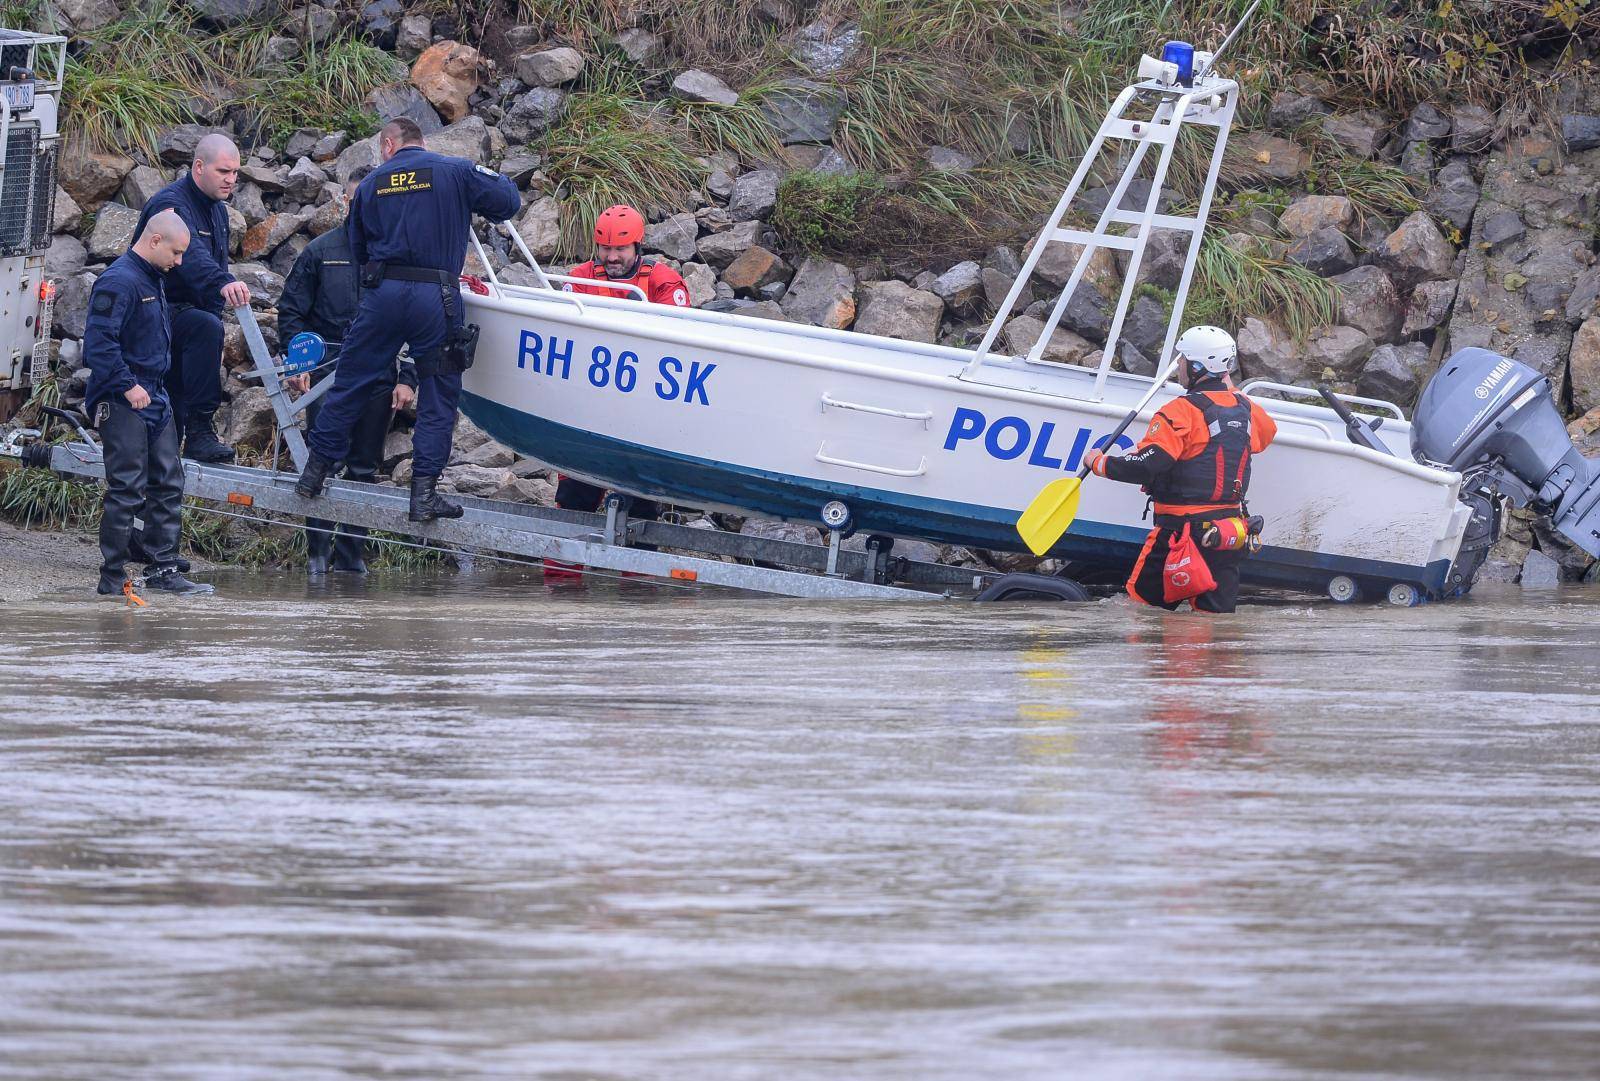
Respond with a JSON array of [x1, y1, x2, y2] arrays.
[[454, 25, 1592, 604]]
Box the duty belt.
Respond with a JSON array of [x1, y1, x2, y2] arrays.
[[364, 262, 454, 286]]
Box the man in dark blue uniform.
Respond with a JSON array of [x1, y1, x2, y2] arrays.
[[280, 166, 418, 574], [296, 117, 520, 522], [84, 209, 214, 597], [132, 132, 251, 464]]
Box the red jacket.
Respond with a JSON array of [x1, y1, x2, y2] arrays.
[[563, 259, 691, 307]]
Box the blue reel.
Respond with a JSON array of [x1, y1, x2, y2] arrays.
[[284, 332, 326, 374]]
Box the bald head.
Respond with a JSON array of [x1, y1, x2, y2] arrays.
[[191, 133, 240, 201], [136, 208, 190, 272], [378, 117, 425, 162]]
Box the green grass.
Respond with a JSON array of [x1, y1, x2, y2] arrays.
[[0, 465, 100, 530], [1185, 232, 1339, 340], [241, 36, 404, 145], [771, 170, 884, 252]]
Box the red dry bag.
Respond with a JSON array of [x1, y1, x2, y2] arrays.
[[1163, 524, 1218, 604]]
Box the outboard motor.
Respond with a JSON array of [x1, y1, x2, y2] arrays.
[[1412, 348, 1600, 589]]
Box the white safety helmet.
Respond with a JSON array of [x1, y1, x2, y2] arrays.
[[1175, 325, 1237, 375]]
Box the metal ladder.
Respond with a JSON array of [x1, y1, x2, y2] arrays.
[[961, 58, 1241, 399]]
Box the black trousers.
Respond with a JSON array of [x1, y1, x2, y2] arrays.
[[165, 306, 225, 441], [98, 400, 185, 580], [305, 380, 392, 563], [1127, 513, 1246, 614]]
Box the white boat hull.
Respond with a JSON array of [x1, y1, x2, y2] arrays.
[[461, 288, 1473, 596]]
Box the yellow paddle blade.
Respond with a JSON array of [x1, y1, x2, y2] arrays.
[[1015, 476, 1083, 556]]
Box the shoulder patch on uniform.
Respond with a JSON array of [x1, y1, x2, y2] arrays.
[[91, 292, 116, 314], [474, 164, 497, 176]]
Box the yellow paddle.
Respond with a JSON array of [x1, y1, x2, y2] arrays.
[[1015, 357, 1180, 556]]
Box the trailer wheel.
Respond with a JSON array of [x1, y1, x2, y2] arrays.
[[1386, 582, 1424, 607], [820, 500, 852, 532], [1326, 575, 1362, 604]]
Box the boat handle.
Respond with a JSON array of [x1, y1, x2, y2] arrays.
[[820, 393, 933, 428], [815, 443, 928, 477], [519, 288, 588, 317], [1240, 379, 1406, 421], [540, 273, 651, 301]]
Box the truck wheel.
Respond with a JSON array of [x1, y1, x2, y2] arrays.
[[1327, 575, 1362, 604], [1386, 582, 1423, 607]]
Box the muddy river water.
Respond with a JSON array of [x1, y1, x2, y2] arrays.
[[2, 572, 1599, 1079]]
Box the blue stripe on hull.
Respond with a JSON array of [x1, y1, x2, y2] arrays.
[[462, 391, 1453, 594]]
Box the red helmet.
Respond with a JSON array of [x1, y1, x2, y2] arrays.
[[594, 204, 645, 246]]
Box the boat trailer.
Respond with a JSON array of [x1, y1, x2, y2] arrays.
[[1, 312, 1092, 603]]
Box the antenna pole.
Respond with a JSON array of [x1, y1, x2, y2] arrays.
[[1196, 0, 1261, 79]]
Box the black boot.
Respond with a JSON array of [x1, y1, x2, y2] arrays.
[[409, 475, 463, 522], [295, 451, 339, 499], [306, 519, 333, 575], [182, 412, 235, 464], [331, 528, 369, 574], [96, 570, 127, 596], [144, 566, 215, 595], [127, 533, 191, 573]]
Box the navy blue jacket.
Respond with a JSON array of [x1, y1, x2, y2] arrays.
[[133, 173, 236, 315], [348, 147, 520, 274], [84, 251, 173, 431], [279, 225, 417, 387]]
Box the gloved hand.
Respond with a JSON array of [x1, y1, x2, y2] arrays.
[[1084, 449, 1111, 476]]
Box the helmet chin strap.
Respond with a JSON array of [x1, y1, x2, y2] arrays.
[[600, 250, 642, 279]]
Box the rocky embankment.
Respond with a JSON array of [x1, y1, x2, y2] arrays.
[[38, 0, 1600, 581]]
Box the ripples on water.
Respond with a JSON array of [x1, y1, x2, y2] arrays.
[[2, 572, 1599, 1080]]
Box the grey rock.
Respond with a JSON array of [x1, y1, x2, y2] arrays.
[[1425, 159, 1480, 233], [1450, 104, 1496, 153], [1267, 90, 1327, 130], [463, 439, 516, 468], [1561, 114, 1600, 153], [268, 234, 308, 277], [644, 212, 699, 261], [1521, 548, 1561, 588], [499, 150, 542, 186], [516, 46, 584, 88], [230, 262, 286, 307], [1057, 283, 1112, 342], [441, 464, 516, 496], [332, 136, 381, 184], [1305, 324, 1375, 376], [1120, 293, 1170, 360], [288, 5, 338, 46], [501, 87, 568, 143], [853, 280, 944, 343], [740, 517, 820, 547], [780, 255, 856, 329], [86, 203, 140, 261], [1286, 226, 1357, 276], [424, 115, 492, 164], [1002, 315, 1095, 364], [54, 0, 119, 31], [932, 260, 984, 317], [1278, 194, 1355, 238], [1403, 279, 1458, 336], [239, 162, 287, 193], [45, 235, 88, 278], [793, 22, 862, 76], [1479, 210, 1525, 251], [1566, 266, 1600, 325], [232, 181, 270, 226], [55, 271, 99, 341], [1322, 111, 1388, 159], [924, 146, 977, 173], [157, 124, 212, 166], [981, 266, 1030, 312], [312, 131, 349, 162], [1330, 265, 1403, 343], [283, 156, 327, 203], [680, 261, 717, 307], [613, 28, 663, 64], [284, 128, 322, 160], [1404, 102, 1451, 142], [1377, 211, 1456, 291], [758, 280, 787, 302], [118, 165, 168, 209], [513, 196, 562, 262], [220, 385, 276, 451], [360, 0, 404, 49], [1399, 139, 1435, 181], [263, 35, 299, 64], [727, 169, 780, 221], [1238, 316, 1308, 383], [365, 84, 443, 136], [397, 14, 431, 60], [52, 185, 83, 237], [759, 79, 846, 144], [671, 69, 739, 106], [1357, 342, 1432, 404], [695, 219, 762, 269]]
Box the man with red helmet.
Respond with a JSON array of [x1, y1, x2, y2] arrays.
[[561, 204, 692, 307], [547, 206, 693, 572]]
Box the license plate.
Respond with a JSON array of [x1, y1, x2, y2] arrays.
[[2, 82, 35, 112]]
